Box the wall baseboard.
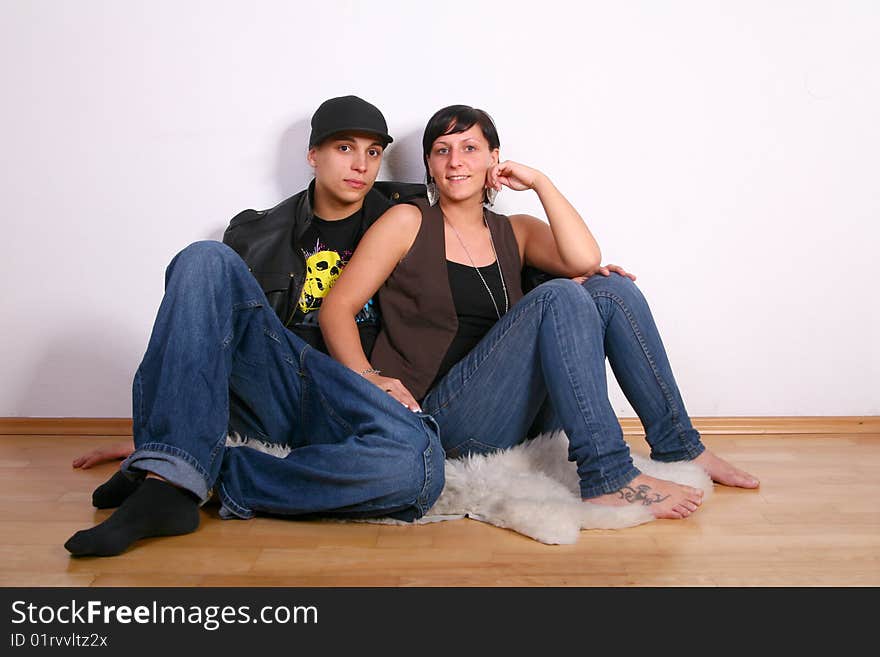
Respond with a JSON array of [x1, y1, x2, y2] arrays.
[[0, 418, 133, 436], [1, 416, 877, 437]]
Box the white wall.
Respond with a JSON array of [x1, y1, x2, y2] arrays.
[[1, 0, 877, 418]]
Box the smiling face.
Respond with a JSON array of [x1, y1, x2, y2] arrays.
[[308, 132, 384, 215], [426, 124, 499, 204]]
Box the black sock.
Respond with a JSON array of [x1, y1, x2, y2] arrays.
[[65, 479, 200, 557], [92, 470, 143, 509]]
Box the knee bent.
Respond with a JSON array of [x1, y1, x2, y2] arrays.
[[582, 271, 643, 301], [172, 240, 240, 270], [166, 241, 245, 283], [535, 278, 586, 303], [534, 278, 600, 318]]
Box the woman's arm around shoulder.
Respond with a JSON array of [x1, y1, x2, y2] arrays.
[[319, 203, 423, 408], [321, 202, 422, 333]]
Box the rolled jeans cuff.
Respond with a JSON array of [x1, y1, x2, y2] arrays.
[[579, 463, 642, 499], [651, 436, 706, 463], [121, 443, 212, 504], [216, 483, 254, 520]]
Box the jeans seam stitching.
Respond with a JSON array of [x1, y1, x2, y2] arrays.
[[447, 437, 498, 458], [416, 442, 433, 513], [134, 372, 144, 429], [218, 482, 253, 518], [207, 431, 229, 470], [548, 287, 603, 469], [590, 289, 690, 443]]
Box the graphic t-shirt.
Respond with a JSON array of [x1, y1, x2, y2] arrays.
[[289, 210, 379, 347]]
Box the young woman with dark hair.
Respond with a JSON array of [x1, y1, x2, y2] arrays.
[[320, 105, 758, 520]]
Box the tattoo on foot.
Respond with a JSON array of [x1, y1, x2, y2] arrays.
[[617, 485, 671, 506]]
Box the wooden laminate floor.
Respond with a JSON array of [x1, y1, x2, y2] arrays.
[[1, 432, 877, 586]]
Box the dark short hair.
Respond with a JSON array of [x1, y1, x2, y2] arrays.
[[422, 105, 500, 181]]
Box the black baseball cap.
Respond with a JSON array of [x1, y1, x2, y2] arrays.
[[308, 95, 393, 148]]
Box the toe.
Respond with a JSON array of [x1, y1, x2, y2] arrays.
[[656, 506, 682, 519], [738, 473, 760, 488]]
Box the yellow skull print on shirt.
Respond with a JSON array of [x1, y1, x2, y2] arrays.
[[298, 249, 343, 313]]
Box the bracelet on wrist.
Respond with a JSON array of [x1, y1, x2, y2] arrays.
[[359, 368, 381, 377]]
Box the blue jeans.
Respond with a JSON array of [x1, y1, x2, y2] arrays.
[[421, 275, 704, 499], [121, 241, 445, 522]]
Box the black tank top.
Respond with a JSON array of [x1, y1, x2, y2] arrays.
[[432, 260, 507, 387]]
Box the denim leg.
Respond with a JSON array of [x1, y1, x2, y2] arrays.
[[422, 279, 639, 499], [123, 241, 273, 500], [526, 396, 562, 439], [580, 273, 705, 462], [217, 344, 445, 522], [123, 240, 444, 520]]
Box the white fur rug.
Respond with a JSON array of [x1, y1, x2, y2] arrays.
[[364, 431, 713, 544], [228, 430, 713, 545], [398, 431, 712, 544]]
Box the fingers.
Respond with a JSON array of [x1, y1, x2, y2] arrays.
[[370, 375, 421, 412], [488, 164, 502, 191], [577, 266, 639, 283], [72, 451, 102, 469], [82, 453, 106, 469], [492, 161, 527, 191], [577, 267, 609, 280], [606, 264, 637, 281], [73, 443, 133, 469], [388, 380, 421, 412], [485, 163, 503, 192], [111, 443, 135, 460]]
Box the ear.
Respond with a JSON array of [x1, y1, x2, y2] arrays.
[[307, 146, 318, 169], [489, 148, 500, 167]]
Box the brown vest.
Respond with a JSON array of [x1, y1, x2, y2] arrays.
[[370, 199, 524, 400]]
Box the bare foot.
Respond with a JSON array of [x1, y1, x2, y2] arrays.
[[584, 474, 704, 519], [694, 450, 759, 488]]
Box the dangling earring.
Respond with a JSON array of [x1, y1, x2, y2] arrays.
[[426, 178, 439, 206], [485, 186, 498, 206]]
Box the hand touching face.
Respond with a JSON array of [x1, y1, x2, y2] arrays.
[[427, 125, 499, 203]]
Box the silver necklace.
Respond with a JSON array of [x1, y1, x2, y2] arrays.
[[444, 212, 509, 319]]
